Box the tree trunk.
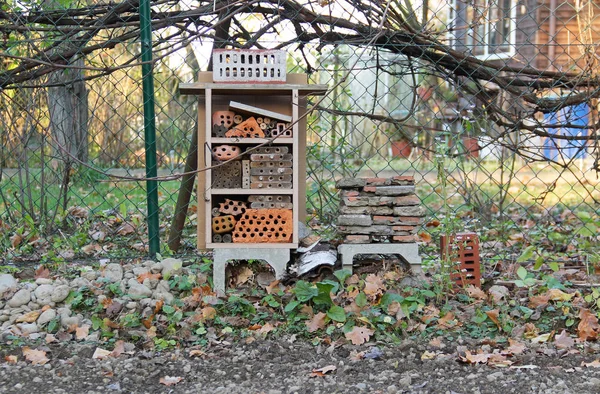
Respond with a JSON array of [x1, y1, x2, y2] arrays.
[[47, 58, 89, 165]]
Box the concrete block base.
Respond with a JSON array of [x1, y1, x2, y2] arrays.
[[338, 243, 421, 274], [213, 248, 290, 296]]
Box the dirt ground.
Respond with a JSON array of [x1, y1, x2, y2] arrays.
[[1, 338, 600, 394]]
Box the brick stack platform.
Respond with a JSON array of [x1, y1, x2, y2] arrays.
[[336, 176, 424, 244]]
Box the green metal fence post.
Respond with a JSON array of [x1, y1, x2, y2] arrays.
[[140, 0, 160, 257]]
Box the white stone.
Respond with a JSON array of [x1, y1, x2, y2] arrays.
[[133, 266, 149, 276], [17, 322, 39, 335], [37, 309, 57, 326], [7, 288, 31, 308], [153, 281, 174, 304], [102, 263, 123, 282], [51, 285, 70, 303], [127, 279, 152, 299], [34, 284, 55, 306], [80, 269, 98, 281], [61, 315, 81, 328], [160, 258, 183, 277], [0, 274, 17, 296], [35, 278, 53, 285]]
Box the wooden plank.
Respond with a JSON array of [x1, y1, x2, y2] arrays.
[[210, 188, 293, 195], [210, 138, 294, 144], [229, 101, 292, 122], [208, 242, 298, 249], [180, 83, 328, 96]]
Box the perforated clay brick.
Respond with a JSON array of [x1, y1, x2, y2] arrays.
[[225, 117, 265, 138], [218, 199, 247, 215], [440, 233, 481, 288], [212, 215, 237, 234], [232, 208, 292, 243]]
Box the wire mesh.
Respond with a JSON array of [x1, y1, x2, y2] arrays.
[[0, 0, 598, 272]]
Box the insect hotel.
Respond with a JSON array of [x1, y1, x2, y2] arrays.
[[179, 50, 328, 294]]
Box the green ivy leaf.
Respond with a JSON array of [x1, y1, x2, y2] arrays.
[[380, 293, 404, 309], [284, 300, 301, 313], [293, 281, 318, 302], [333, 269, 352, 285], [517, 246, 536, 263], [162, 305, 175, 314], [355, 292, 368, 307], [313, 283, 335, 306], [327, 305, 346, 322], [516, 266, 528, 280]]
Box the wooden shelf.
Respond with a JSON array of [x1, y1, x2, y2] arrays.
[[210, 188, 293, 195], [208, 243, 298, 249], [211, 138, 293, 144], [180, 83, 328, 96]]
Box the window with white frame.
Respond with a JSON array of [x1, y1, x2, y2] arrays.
[[449, 0, 516, 59]]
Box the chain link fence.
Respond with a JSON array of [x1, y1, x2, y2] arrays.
[[0, 0, 599, 271]]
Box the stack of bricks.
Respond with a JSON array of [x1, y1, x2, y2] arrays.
[[336, 176, 424, 244]]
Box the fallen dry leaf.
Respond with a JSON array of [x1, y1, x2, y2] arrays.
[[265, 280, 281, 295], [547, 289, 574, 302], [5, 355, 17, 364], [345, 326, 374, 345], [488, 285, 509, 304], [418, 231, 432, 243], [258, 322, 275, 335], [75, 325, 90, 340], [16, 310, 41, 323], [159, 376, 183, 386], [34, 265, 50, 279], [92, 347, 112, 360], [45, 334, 57, 344], [363, 274, 385, 300], [116, 222, 136, 236], [554, 330, 575, 350], [523, 323, 539, 339], [582, 359, 600, 368], [201, 306, 217, 321], [459, 350, 490, 364], [487, 353, 513, 367], [10, 234, 23, 248], [578, 309, 600, 341], [466, 285, 487, 301], [507, 339, 526, 355], [486, 309, 502, 330], [306, 312, 327, 333], [531, 332, 554, 344], [189, 349, 206, 358], [81, 243, 102, 255], [310, 365, 337, 377], [111, 340, 126, 357], [23, 347, 49, 365], [233, 266, 254, 286], [429, 337, 442, 348], [528, 294, 550, 308], [437, 312, 459, 329], [421, 351, 437, 360], [137, 272, 162, 283]]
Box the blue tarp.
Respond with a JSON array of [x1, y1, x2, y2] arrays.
[[543, 103, 588, 160]]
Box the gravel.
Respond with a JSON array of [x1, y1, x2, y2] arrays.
[[0, 339, 599, 393]]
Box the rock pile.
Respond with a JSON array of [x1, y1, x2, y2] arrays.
[[0, 258, 188, 340], [336, 176, 424, 244]]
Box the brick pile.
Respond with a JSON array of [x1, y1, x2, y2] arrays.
[[336, 176, 424, 244]]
